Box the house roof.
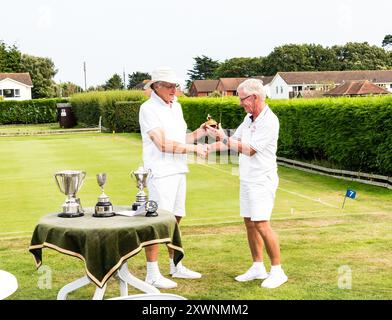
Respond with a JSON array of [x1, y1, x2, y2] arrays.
[[324, 80, 390, 96], [254, 76, 274, 85], [192, 80, 219, 92], [277, 70, 392, 85], [218, 78, 247, 91], [218, 76, 273, 91], [0, 73, 33, 86]]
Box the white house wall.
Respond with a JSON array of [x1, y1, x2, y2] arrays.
[[269, 74, 290, 99], [0, 78, 32, 100]]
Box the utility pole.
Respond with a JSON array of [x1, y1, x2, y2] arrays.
[[123, 68, 126, 90], [83, 61, 87, 91]]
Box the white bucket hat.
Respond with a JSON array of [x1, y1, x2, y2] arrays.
[[144, 66, 180, 90]]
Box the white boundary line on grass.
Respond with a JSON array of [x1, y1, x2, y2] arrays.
[[196, 163, 339, 209]]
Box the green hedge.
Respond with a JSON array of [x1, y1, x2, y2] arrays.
[[0, 98, 67, 124], [179, 97, 246, 130], [70, 90, 146, 128], [268, 96, 392, 175]]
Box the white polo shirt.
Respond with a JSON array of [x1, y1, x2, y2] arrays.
[[139, 91, 188, 178], [232, 105, 279, 183]]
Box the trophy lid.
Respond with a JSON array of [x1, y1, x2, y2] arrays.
[[205, 114, 217, 127]]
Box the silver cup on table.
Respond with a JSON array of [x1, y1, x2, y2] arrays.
[[131, 167, 152, 211], [93, 173, 115, 217], [54, 170, 86, 218]]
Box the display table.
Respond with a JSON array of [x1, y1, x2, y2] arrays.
[[29, 206, 184, 300]]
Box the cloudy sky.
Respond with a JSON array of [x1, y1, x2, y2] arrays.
[[1, 0, 391, 88]]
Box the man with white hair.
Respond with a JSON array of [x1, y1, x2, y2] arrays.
[[206, 78, 288, 289], [139, 66, 206, 289]]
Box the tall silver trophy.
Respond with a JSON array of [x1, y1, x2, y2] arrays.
[[131, 167, 152, 211], [54, 170, 86, 218], [93, 173, 115, 217]]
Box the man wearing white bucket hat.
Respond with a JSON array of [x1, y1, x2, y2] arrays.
[[139, 66, 206, 289]]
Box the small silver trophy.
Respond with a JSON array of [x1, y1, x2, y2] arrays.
[[54, 170, 86, 218], [131, 167, 152, 211], [93, 173, 115, 217]]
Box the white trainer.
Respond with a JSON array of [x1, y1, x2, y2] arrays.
[[235, 266, 269, 282], [261, 270, 288, 289], [145, 274, 178, 289], [171, 265, 202, 279]]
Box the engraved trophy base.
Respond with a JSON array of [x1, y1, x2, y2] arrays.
[[58, 199, 84, 218], [93, 201, 115, 218]]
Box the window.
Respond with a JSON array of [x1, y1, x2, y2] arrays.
[[3, 89, 14, 98], [390, 84, 392, 89], [280, 86, 283, 94], [276, 86, 278, 94], [15, 89, 20, 97], [0, 89, 2, 96]]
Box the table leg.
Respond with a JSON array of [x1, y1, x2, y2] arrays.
[[117, 262, 160, 294], [57, 275, 92, 300], [119, 277, 128, 296], [93, 283, 107, 300]]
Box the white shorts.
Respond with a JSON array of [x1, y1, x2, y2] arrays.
[[240, 174, 279, 221], [147, 173, 186, 217]]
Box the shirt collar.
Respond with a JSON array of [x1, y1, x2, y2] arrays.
[[248, 105, 269, 124], [150, 91, 177, 107]]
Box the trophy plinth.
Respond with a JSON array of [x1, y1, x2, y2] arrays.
[[93, 173, 115, 218], [131, 167, 152, 211], [55, 170, 86, 218]]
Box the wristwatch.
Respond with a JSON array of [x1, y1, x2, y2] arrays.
[[222, 137, 229, 145]]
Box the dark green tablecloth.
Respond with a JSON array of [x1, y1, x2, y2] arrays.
[[29, 207, 184, 288]]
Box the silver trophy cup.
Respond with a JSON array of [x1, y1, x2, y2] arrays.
[[54, 170, 86, 217], [93, 173, 115, 217], [131, 167, 152, 211]]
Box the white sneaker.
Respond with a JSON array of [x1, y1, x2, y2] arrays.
[[261, 270, 288, 289], [145, 274, 178, 289], [171, 265, 202, 279], [235, 266, 269, 282]]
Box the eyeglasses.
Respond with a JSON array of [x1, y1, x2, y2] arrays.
[[239, 94, 254, 102]]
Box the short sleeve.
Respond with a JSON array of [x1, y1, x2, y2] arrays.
[[249, 118, 279, 153], [139, 104, 161, 134]]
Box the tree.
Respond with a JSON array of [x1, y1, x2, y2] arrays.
[[103, 74, 124, 90], [186, 55, 220, 88], [127, 71, 150, 89], [0, 41, 22, 72], [262, 44, 340, 75], [213, 57, 264, 78], [55, 81, 83, 97], [332, 42, 392, 70], [382, 34, 392, 50], [20, 54, 57, 98]]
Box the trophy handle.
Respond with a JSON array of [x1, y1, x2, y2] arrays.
[[54, 173, 64, 194], [147, 168, 153, 180], [77, 171, 87, 193]]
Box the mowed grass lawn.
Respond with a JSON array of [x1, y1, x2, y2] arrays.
[[0, 132, 391, 300]]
